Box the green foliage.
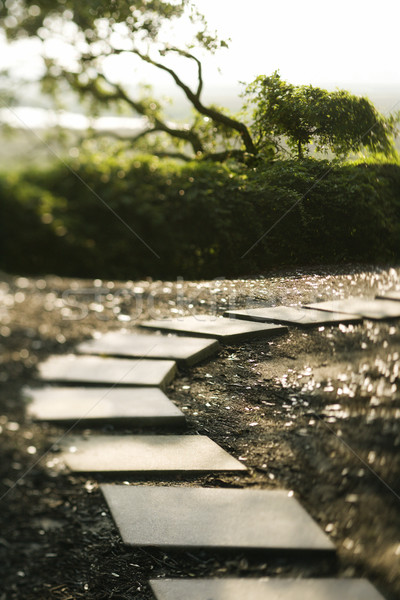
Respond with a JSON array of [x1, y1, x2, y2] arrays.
[[1, 149, 400, 279], [245, 72, 398, 159], [246, 158, 400, 263], [1, 1, 191, 43]]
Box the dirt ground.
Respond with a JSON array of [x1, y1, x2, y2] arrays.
[[1, 264, 400, 600]]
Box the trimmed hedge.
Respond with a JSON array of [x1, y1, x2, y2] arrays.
[[1, 151, 400, 279]]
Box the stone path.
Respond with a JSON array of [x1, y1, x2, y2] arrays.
[[149, 577, 385, 600], [29, 298, 393, 598], [377, 291, 400, 302], [305, 297, 400, 320], [140, 315, 287, 342], [58, 435, 247, 474], [24, 386, 185, 427], [37, 354, 177, 389], [101, 485, 334, 552], [224, 306, 361, 327], [76, 331, 220, 367]]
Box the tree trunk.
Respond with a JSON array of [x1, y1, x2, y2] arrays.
[[298, 140, 303, 159]]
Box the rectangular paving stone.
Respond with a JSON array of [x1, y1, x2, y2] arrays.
[[376, 290, 400, 302], [305, 297, 400, 320], [59, 435, 247, 473], [140, 316, 287, 343], [101, 486, 334, 552], [23, 386, 185, 427], [150, 578, 385, 600], [37, 355, 177, 389], [224, 306, 361, 327], [76, 332, 220, 367]]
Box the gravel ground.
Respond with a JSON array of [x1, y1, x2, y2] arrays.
[[1, 264, 400, 599]]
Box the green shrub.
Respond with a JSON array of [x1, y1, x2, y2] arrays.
[[248, 159, 400, 264], [1, 149, 399, 278]]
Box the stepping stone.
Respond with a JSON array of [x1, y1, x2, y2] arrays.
[[23, 386, 185, 427], [376, 290, 400, 302], [76, 332, 220, 367], [101, 486, 334, 552], [58, 435, 247, 473], [305, 297, 400, 320], [140, 316, 287, 343], [150, 578, 385, 600], [37, 355, 176, 389], [224, 306, 361, 327]]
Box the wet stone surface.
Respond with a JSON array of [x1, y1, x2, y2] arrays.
[[377, 291, 400, 302], [57, 435, 247, 474], [37, 354, 177, 389], [224, 306, 361, 327], [305, 297, 400, 320], [76, 331, 220, 367], [101, 486, 334, 552], [23, 386, 186, 427], [140, 315, 287, 343], [150, 577, 385, 600]]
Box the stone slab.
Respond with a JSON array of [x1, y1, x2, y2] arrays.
[[101, 486, 334, 552], [224, 306, 361, 327], [37, 355, 177, 389], [23, 386, 185, 427], [305, 297, 400, 320], [59, 435, 247, 473], [150, 578, 384, 600], [140, 316, 287, 343], [376, 290, 400, 302], [76, 332, 220, 367]]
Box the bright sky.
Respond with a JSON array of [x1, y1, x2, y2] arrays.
[[1, 0, 399, 104], [191, 0, 400, 88]]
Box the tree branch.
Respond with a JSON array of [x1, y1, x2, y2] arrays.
[[152, 151, 192, 162], [133, 48, 257, 155], [63, 71, 204, 155], [75, 46, 257, 157], [202, 149, 249, 163], [161, 47, 203, 99], [89, 127, 153, 143]]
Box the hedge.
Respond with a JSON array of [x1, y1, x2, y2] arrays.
[[1, 149, 399, 279]]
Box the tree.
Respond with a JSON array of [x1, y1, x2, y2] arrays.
[[1, 4, 397, 164], [0, 0, 256, 162], [245, 71, 398, 159]]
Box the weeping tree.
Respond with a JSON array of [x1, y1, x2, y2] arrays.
[[245, 72, 398, 159], [0, 0, 257, 161]]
